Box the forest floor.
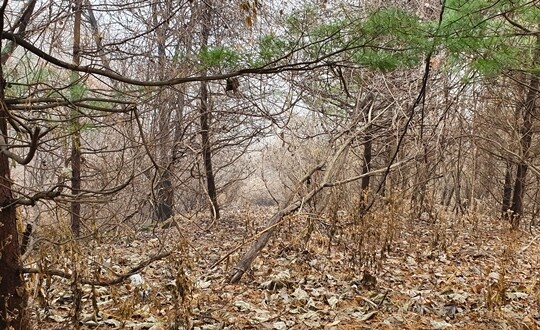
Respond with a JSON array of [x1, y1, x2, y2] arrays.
[[32, 207, 540, 329]]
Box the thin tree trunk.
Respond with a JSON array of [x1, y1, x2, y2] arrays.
[[359, 132, 372, 211], [84, 0, 111, 70], [361, 134, 372, 191], [200, 80, 220, 220], [501, 160, 513, 219], [510, 37, 540, 229], [199, 0, 219, 220], [0, 3, 27, 327], [453, 123, 464, 214], [70, 0, 83, 236], [70, 131, 81, 235], [443, 186, 454, 207], [152, 1, 175, 221], [155, 172, 173, 221], [172, 87, 186, 161], [0, 0, 37, 64], [511, 156, 530, 227]]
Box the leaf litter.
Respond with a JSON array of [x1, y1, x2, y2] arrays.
[[29, 207, 540, 329]]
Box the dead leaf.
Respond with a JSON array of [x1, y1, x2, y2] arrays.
[[430, 320, 452, 329]]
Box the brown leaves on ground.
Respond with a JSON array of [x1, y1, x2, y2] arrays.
[[30, 208, 540, 329]]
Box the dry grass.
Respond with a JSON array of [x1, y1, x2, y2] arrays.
[[24, 202, 540, 329]]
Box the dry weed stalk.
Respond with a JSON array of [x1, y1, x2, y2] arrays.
[[342, 190, 409, 271], [19, 210, 192, 328]]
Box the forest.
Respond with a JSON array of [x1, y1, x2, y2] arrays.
[[1, 0, 540, 329]]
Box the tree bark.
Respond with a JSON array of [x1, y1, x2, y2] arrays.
[[200, 80, 220, 220], [0, 109, 29, 330], [70, 0, 83, 237], [510, 37, 540, 229], [152, 0, 175, 221], [155, 173, 173, 221], [199, 0, 219, 221], [453, 125, 464, 214], [0, 128, 28, 329], [0, 1, 37, 326], [501, 160, 513, 219], [0, 2, 28, 325], [359, 132, 372, 211]]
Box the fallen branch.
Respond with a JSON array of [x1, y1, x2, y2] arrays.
[[520, 234, 540, 253], [228, 135, 356, 283], [20, 251, 170, 286], [209, 219, 285, 270], [227, 123, 413, 284]]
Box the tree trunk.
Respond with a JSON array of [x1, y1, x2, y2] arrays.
[[0, 1, 36, 326], [510, 37, 540, 229], [501, 160, 513, 219], [151, 1, 175, 222], [0, 24, 28, 330], [359, 132, 372, 211], [453, 125, 464, 214], [70, 0, 83, 236], [511, 158, 530, 227], [0, 126, 28, 329], [84, 0, 111, 70], [199, 80, 220, 220], [70, 134, 81, 235], [199, 1, 219, 221], [0, 118, 29, 329], [443, 186, 454, 207], [155, 172, 173, 221]]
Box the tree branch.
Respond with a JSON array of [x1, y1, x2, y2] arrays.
[[1, 31, 366, 87], [0, 126, 41, 165], [13, 188, 61, 206], [20, 252, 171, 286], [1, 0, 37, 64]]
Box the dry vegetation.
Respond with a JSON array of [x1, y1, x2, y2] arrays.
[[24, 200, 540, 330], [2, 1, 540, 329]]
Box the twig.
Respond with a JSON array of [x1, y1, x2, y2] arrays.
[[520, 234, 540, 253]]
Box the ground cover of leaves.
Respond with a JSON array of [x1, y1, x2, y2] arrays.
[[30, 208, 540, 329]]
